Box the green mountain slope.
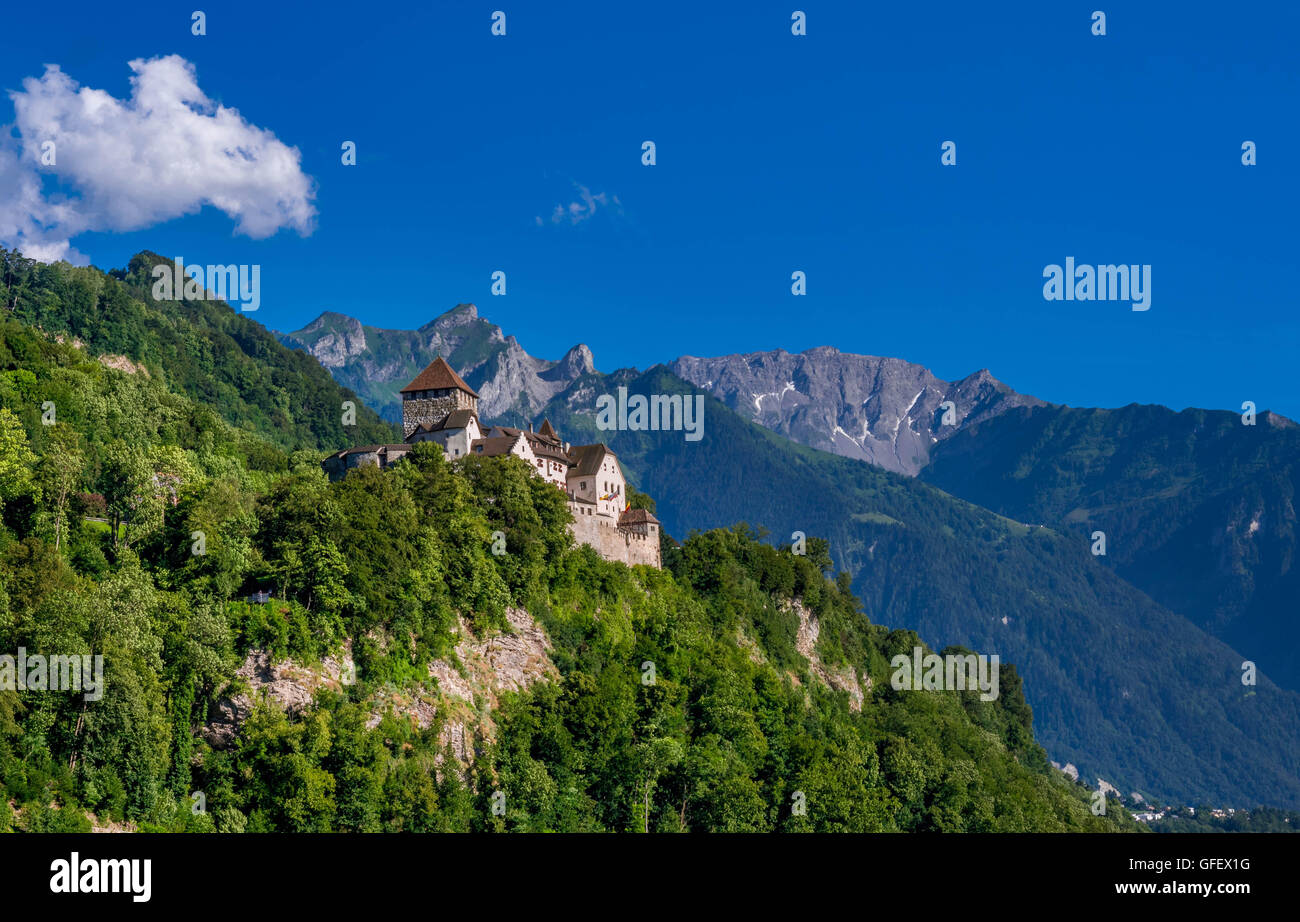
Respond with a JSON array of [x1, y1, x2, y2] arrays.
[[527, 366, 1300, 809], [0, 250, 1125, 832], [0, 249, 397, 451], [919, 403, 1300, 691]]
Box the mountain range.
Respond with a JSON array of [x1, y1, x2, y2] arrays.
[[668, 350, 1044, 476], [284, 303, 1300, 809], [278, 305, 595, 426]]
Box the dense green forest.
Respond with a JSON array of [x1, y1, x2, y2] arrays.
[[0, 249, 396, 452], [920, 403, 1300, 690], [530, 366, 1300, 810], [0, 252, 1130, 832]]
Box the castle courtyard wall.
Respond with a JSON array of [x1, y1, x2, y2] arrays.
[[567, 511, 661, 569]]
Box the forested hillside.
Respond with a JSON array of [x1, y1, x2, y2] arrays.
[[531, 366, 1300, 809], [0, 252, 1126, 832], [0, 249, 396, 451], [920, 403, 1300, 691]]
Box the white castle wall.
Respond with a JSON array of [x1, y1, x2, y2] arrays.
[[567, 511, 661, 569]]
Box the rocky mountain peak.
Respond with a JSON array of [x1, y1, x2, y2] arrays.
[[669, 348, 1045, 476], [420, 303, 478, 328], [552, 343, 595, 379], [288, 312, 367, 368]]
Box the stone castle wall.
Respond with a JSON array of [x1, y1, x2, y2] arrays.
[[567, 513, 661, 569]]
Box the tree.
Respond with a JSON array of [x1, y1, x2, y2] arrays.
[[97, 441, 160, 549], [631, 736, 682, 832], [0, 406, 35, 511], [36, 424, 85, 550]]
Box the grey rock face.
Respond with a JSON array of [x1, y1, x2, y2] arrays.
[[290, 312, 367, 368], [282, 303, 593, 425], [669, 347, 1045, 476], [472, 336, 594, 421], [203, 646, 354, 749], [204, 609, 557, 761]]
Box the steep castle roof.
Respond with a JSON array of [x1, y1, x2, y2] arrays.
[[568, 443, 618, 476], [401, 356, 479, 397], [491, 423, 569, 462], [471, 434, 526, 457], [619, 508, 660, 526], [538, 418, 558, 439], [408, 409, 477, 436]]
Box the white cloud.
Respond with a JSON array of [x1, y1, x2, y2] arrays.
[[537, 182, 622, 227], [0, 55, 316, 263]]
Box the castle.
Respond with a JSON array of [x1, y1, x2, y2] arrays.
[[323, 356, 661, 568]]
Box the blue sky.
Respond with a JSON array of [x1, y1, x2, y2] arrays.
[[1, 1, 1297, 416]]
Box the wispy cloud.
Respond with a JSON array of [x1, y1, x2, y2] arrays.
[[0, 55, 316, 263], [535, 182, 623, 227]]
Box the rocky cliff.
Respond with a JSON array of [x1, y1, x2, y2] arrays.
[[204, 608, 557, 774], [669, 347, 1045, 476], [280, 303, 594, 424]]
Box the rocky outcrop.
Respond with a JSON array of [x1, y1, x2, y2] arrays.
[[788, 599, 866, 711], [369, 607, 557, 772], [284, 311, 368, 368], [90, 814, 136, 833], [736, 628, 766, 666], [442, 606, 555, 697], [98, 353, 149, 376], [204, 609, 557, 778], [1051, 760, 1080, 781], [49, 330, 148, 377], [203, 645, 355, 749], [548, 343, 596, 381], [669, 347, 1045, 476], [472, 337, 594, 421]]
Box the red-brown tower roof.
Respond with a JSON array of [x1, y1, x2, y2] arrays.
[[400, 356, 479, 397]]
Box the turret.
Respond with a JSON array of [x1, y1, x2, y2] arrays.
[[400, 356, 479, 437]]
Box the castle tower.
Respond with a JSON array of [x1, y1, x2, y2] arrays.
[[400, 356, 479, 437]]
